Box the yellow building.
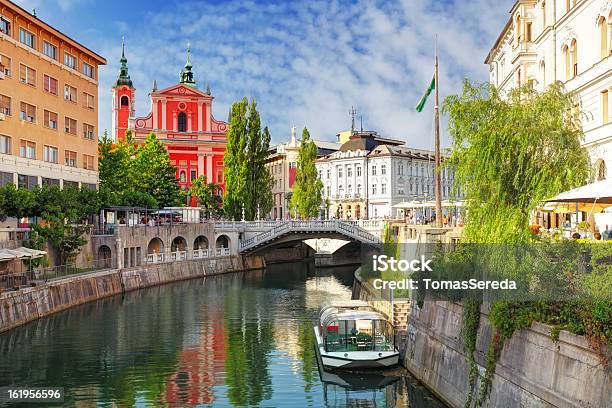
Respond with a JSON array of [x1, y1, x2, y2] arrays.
[[0, 0, 106, 189]]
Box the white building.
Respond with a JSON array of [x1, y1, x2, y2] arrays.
[[316, 131, 459, 219], [486, 0, 612, 180]]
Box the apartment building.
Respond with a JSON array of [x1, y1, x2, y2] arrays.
[[486, 0, 611, 181], [0, 0, 106, 190]]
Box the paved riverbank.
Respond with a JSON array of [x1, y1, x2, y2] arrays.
[[0, 255, 264, 333]]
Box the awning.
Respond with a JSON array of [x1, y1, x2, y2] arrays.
[[0, 247, 46, 261], [541, 202, 610, 214], [545, 179, 612, 205]]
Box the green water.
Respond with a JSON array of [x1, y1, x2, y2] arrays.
[[0, 262, 446, 407]]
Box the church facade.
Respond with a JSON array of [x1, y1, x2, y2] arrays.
[[111, 43, 228, 194]]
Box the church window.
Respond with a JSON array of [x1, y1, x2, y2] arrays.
[[120, 96, 129, 107], [178, 112, 187, 132]]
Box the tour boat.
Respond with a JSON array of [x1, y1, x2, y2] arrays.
[[314, 300, 400, 369]]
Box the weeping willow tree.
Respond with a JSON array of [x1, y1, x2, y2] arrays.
[[443, 80, 590, 243], [443, 80, 593, 407]]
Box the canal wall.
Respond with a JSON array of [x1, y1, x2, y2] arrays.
[[404, 301, 611, 408], [0, 255, 264, 334]]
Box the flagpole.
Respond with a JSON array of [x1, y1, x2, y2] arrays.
[[434, 35, 442, 228]]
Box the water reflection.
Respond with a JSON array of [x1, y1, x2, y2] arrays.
[[0, 262, 446, 407]]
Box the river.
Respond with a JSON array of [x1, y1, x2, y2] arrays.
[[0, 262, 447, 407]]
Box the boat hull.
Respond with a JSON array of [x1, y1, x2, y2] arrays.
[[314, 326, 399, 369]]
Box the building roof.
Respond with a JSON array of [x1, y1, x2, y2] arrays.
[[368, 144, 449, 160], [1, 0, 106, 65]]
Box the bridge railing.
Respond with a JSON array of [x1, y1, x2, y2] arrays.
[[239, 220, 382, 252]]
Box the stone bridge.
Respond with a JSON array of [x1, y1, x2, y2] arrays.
[[238, 220, 383, 254], [90, 220, 386, 269]]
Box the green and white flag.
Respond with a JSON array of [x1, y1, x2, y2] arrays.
[[415, 76, 435, 112]]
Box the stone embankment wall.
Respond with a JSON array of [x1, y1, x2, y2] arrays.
[[0, 255, 263, 334], [404, 301, 611, 408]]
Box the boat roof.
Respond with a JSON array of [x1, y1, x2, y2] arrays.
[[320, 301, 388, 327]]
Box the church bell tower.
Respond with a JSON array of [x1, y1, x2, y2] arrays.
[[112, 37, 135, 141]]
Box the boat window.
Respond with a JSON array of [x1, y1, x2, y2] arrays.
[[323, 318, 395, 352]]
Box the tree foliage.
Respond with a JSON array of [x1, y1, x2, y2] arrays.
[[189, 177, 222, 218], [223, 98, 272, 220], [289, 128, 323, 218], [443, 81, 590, 243], [98, 131, 181, 208]]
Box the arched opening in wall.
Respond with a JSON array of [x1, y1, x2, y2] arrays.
[[147, 237, 164, 254], [180, 171, 186, 183], [515, 14, 522, 45], [178, 112, 187, 132], [194, 235, 209, 250], [171, 236, 187, 252], [570, 39, 578, 77], [596, 159, 607, 181], [97, 245, 112, 268], [355, 205, 361, 220], [216, 235, 230, 248], [599, 17, 608, 59], [120, 95, 129, 107]]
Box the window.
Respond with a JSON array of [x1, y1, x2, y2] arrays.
[[356, 184, 361, 196], [571, 39, 578, 77], [120, 95, 129, 107], [43, 75, 58, 95], [0, 54, 11, 76], [18, 174, 38, 190], [179, 171, 186, 183], [83, 123, 94, 139], [82, 62, 94, 79], [65, 117, 77, 134], [190, 169, 197, 181], [0, 94, 11, 115], [19, 140, 36, 159], [83, 154, 95, 170], [372, 184, 377, 195], [0, 16, 11, 36], [371, 165, 377, 175], [0, 172, 13, 187], [64, 84, 77, 102], [83, 92, 95, 109], [602, 90, 609, 125], [43, 41, 57, 60], [515, 14, 522, 45], [44, 110, 58, 129], [64, 52, 76, 69], [65, 150, 77, 167], [43, 145, 58, 163], [178, 111, 187, 132], [381, 184, 387, 194], [19, 102, 36, 122], [381, 164, 387, 175], [42, 177, 60, 186], [326, 169, 331, 179], [217, 170, 224, 183], [347, 167, 352, 178], [19, 64, 36, 87], [563, 45, 570, 80], [600, 17, 608, 60], [526, 22, 532, 42], [19, 28, 35, 48], [356, 166, 362, 177], [0, 135, 11, 155], [338, 167, 343, 178]]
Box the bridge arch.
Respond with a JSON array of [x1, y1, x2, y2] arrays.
[[216, 234, 230, 248], [171, 236, 187, 252], [194, 235, 209, 250], [147, 237, 164, 254]]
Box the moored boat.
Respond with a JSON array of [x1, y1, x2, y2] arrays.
[[314, 300, 400, 369]]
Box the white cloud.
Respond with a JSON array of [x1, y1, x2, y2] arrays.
[[94, 0, 513, 149]]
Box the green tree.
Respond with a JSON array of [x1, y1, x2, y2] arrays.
[[443, 81, 590, 243], [189, 176, 222, 218], [0, 184, 35, 218], [223, 98, 249, 220], [131, 133, 183, 207], [98, 130, 134, 195], [289, 128, 323, 218], [223, 98, 272, 220]]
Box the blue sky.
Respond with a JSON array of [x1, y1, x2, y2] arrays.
[[15, 0, 513, 148]]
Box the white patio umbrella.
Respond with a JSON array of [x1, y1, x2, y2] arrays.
[[545, 178, 612, 205]]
